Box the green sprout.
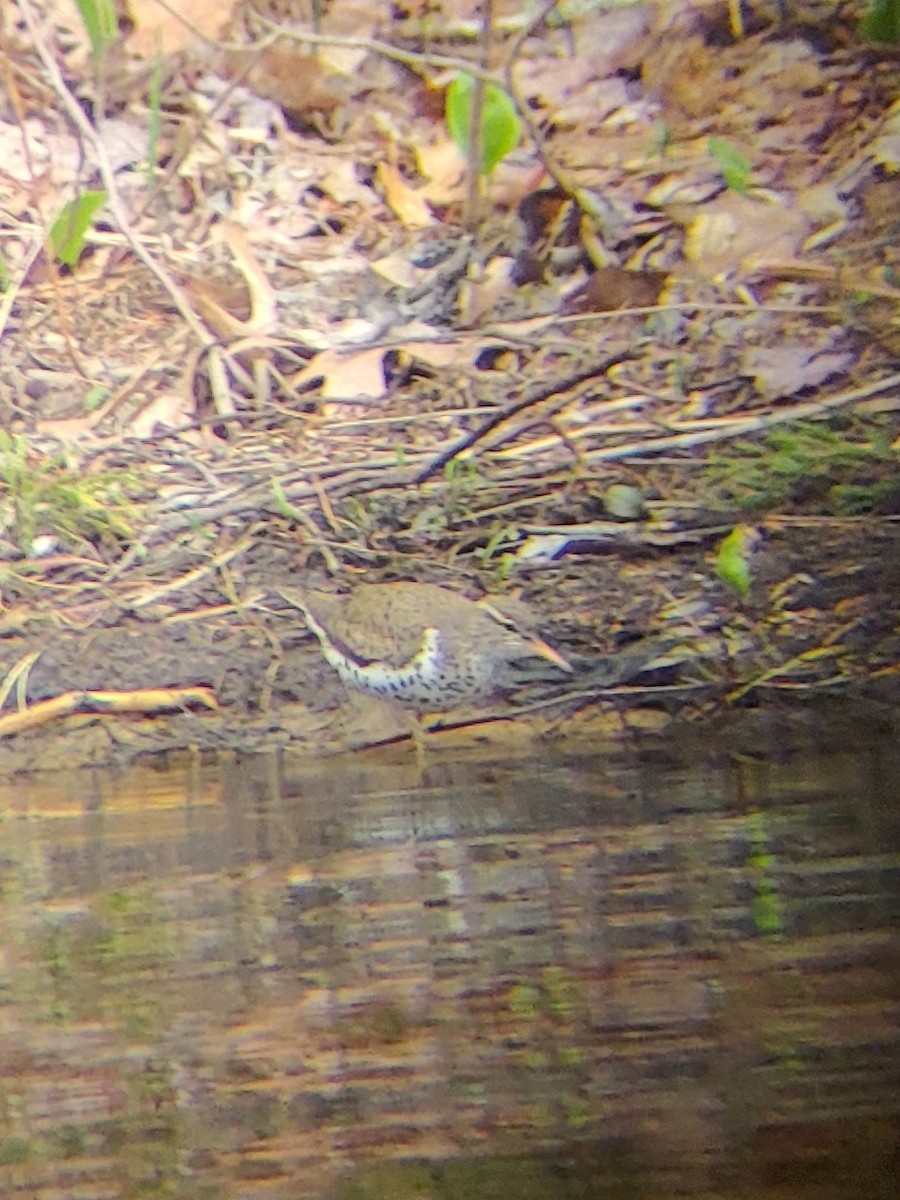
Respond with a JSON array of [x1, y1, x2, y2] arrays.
[[146, 49, 164, 185], [708, 138, 753, 194], [74, 0, 117, 59], [50, 190, 107, 267], [861, 0, 900, 41], [715, 525, 756, 598], [446, 73, 521, 176]]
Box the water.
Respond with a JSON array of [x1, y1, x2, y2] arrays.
[[1, 731, 898, 1199]]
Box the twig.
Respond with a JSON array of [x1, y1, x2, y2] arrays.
[[502, 0, 622, 237], [0, 651, 42, 712], [413, 356, 628, 483], [0, 231, 43, 344], [583, 371, 900, 463], [122, 539, 252, 608], [462, 0, 493, 230], [250, 19, 506, 85], [502, 2, 574, 195], [0, 686, 218, 737]]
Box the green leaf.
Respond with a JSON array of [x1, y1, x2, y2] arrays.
[[446, 73, 521, 176], [270, 478, 301, 521], [49, 190, 108, 267], [83, 386, 110, 411], [74, 0, 118, 59], [715, 525, 756, 597], [708, 137, 753, 194], [861, 0, 900, 41]]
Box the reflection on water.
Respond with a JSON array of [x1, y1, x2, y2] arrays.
[[0, 731, 898, 1199]]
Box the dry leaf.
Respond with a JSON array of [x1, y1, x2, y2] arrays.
[[370, 254, 430, 288], [685, 195, 809, 279], [390, 322, 478, 369], [218, 221, 278, 334], [291, 347, 387, 401], [320, 160, 381, 207], [376, 163, 435, 229], [742, 343, 854, 400], [562, 266, 667, 315], [458, 258, 515, 326], [183, 223, 278, 339], [416, 138, 466, 205], [127, 0, 233, 58], [236, 48, 352, 119], [319, 0, 378, 74]]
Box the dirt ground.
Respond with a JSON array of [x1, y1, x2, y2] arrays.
[[0, 0, 897, 774]]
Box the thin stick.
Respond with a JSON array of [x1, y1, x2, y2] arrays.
[[462, 0, 493, 230]]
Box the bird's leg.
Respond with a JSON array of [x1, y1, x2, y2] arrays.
[[406, 712, 429, 767]]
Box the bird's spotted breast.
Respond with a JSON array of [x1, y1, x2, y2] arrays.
[[325, 627, 467, 707]]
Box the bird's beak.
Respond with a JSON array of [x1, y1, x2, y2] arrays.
[[528, 636, 573, 672]]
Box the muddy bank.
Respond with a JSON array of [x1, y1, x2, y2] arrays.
[[0, 515, 896, 776]]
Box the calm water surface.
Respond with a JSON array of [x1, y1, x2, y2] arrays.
[[1, 730, 898, 1200]]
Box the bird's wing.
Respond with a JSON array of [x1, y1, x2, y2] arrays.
[[276, 586, 428, 668]]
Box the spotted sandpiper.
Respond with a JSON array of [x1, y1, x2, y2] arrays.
[[276, 582, 572, 713]]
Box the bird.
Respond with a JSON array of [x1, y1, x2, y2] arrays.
[[275, 581, 572, 712]]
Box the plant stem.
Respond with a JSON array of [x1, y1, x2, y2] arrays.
[[462, 0, 494, 230]]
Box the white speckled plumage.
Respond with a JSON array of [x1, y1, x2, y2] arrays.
[[277, 582, 570, 710]]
